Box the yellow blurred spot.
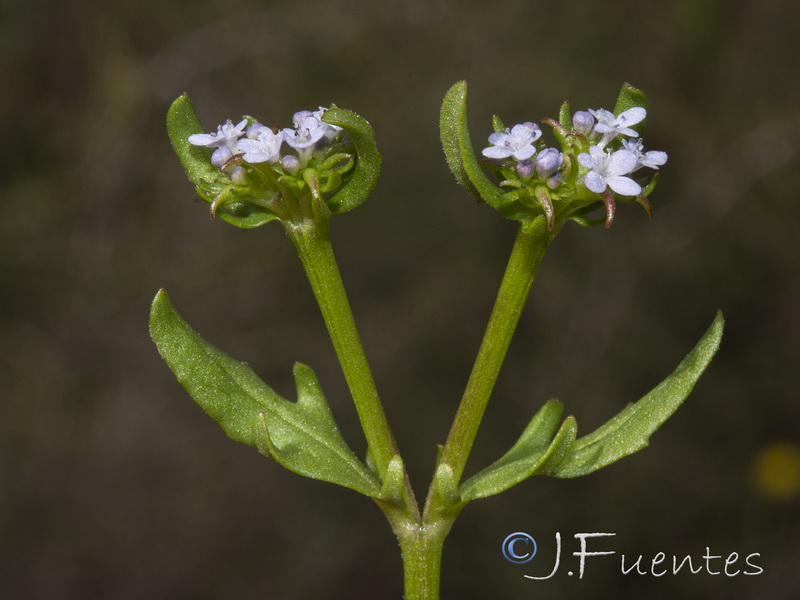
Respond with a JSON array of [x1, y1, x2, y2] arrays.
[[751, 442, 800, 500]]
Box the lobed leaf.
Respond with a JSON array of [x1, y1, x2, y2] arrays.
[[543, 311, 724, 478], [149, 289, 381, 497]]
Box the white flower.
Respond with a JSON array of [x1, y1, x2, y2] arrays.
[[578, 145, 641, 196], [188, 119, 247, 167], [305, 107, 343, 141], [622, 139, 668, 170], [282, 115, 328, 150], [589, 107, 646, 148], [482, 122, 542, 161], [237, 126, 282, 164]]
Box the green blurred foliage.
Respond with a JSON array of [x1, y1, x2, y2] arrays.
[[1, 0, 798, 598]]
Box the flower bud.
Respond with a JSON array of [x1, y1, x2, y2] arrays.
[[572, 111, 594, 136], [535, 148, 564, 180], [211, 147, 233, 168], [231, 166, 248, 185], [281, 154, 301, 174], [546, 172, 562, 189], [516, 159, 534, 181]]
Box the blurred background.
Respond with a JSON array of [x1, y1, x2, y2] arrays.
[[2, 0, 798, 598]]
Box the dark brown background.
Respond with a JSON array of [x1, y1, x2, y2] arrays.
[[2, 0, 798, 598]]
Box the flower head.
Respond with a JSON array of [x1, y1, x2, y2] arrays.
[[589, 107, 646, 148], [188, 119, 247, 167], [578, 145, 641, 196], [482, 122, 541, 161]]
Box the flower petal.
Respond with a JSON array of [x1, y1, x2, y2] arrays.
[[584, 171, 607, 193], [606, 176, 642, 196], [607, 149, 637, 176]]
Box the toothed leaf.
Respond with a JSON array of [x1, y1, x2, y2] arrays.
[[149, 289, 381, 496]]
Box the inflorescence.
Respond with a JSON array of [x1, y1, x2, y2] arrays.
[[187, 107, 354, 221], [479, 104, 667, 229]]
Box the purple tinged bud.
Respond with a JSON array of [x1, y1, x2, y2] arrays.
[[572, 111, 594, 136], [281, 155, 301, 174], [535, 147, 564, 179], [516, 159, 534, 181], [231, 166, 248, 185], [211, 147, 233, 168], [546, 173, 562, 189]]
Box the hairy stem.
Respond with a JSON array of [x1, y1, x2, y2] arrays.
[[438, 224, 555, 483], [283, 217, 400, 480]]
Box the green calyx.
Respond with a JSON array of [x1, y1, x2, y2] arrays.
[[166, 94, 381, 229]]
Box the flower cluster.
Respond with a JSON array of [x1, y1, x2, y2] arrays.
[[185, 107, 355, 223], [479, 101, 666, 229], [189, 108, 345, 171]]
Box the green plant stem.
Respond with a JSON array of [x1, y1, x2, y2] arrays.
[[438, 224, 556, 483], [283, 216, 399, 479], [397, 521, 450, 600]]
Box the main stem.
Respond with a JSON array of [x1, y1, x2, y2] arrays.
[[438, 225, 555, 483], [284, 217, 399, 478]]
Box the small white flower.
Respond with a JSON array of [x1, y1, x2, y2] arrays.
[[482, 122, 542, 161], [282, 115, 328, 150], [237, 126, 282, 164], [589, 107, 646, 148], [622, 139, 668, 170], [188, 119, 247, 167], [304, 107, 343, 141], [578, 145, 641, 196]]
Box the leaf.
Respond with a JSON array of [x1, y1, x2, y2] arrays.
[[149, 289, 381, 497], [166, 94, 278, 229], [558, 101, 572, 130], [166, 93, 220, 186], [458, 400, 577, 500], [544, 311, 724, 478], [440, 82, 536, 225], [613, 82, 649, 137], [323, 107, 382, 214]]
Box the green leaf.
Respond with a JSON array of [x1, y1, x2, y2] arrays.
[[544, 311, 724, 478], [166, 93, 219, 187], [149, 289, 381, 497], [458, 400, 577, 501], [323, 107, 382, 214], [440, 82, 530, 217], [613, 82, 649, 136], [558, 101, 572, 130]]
